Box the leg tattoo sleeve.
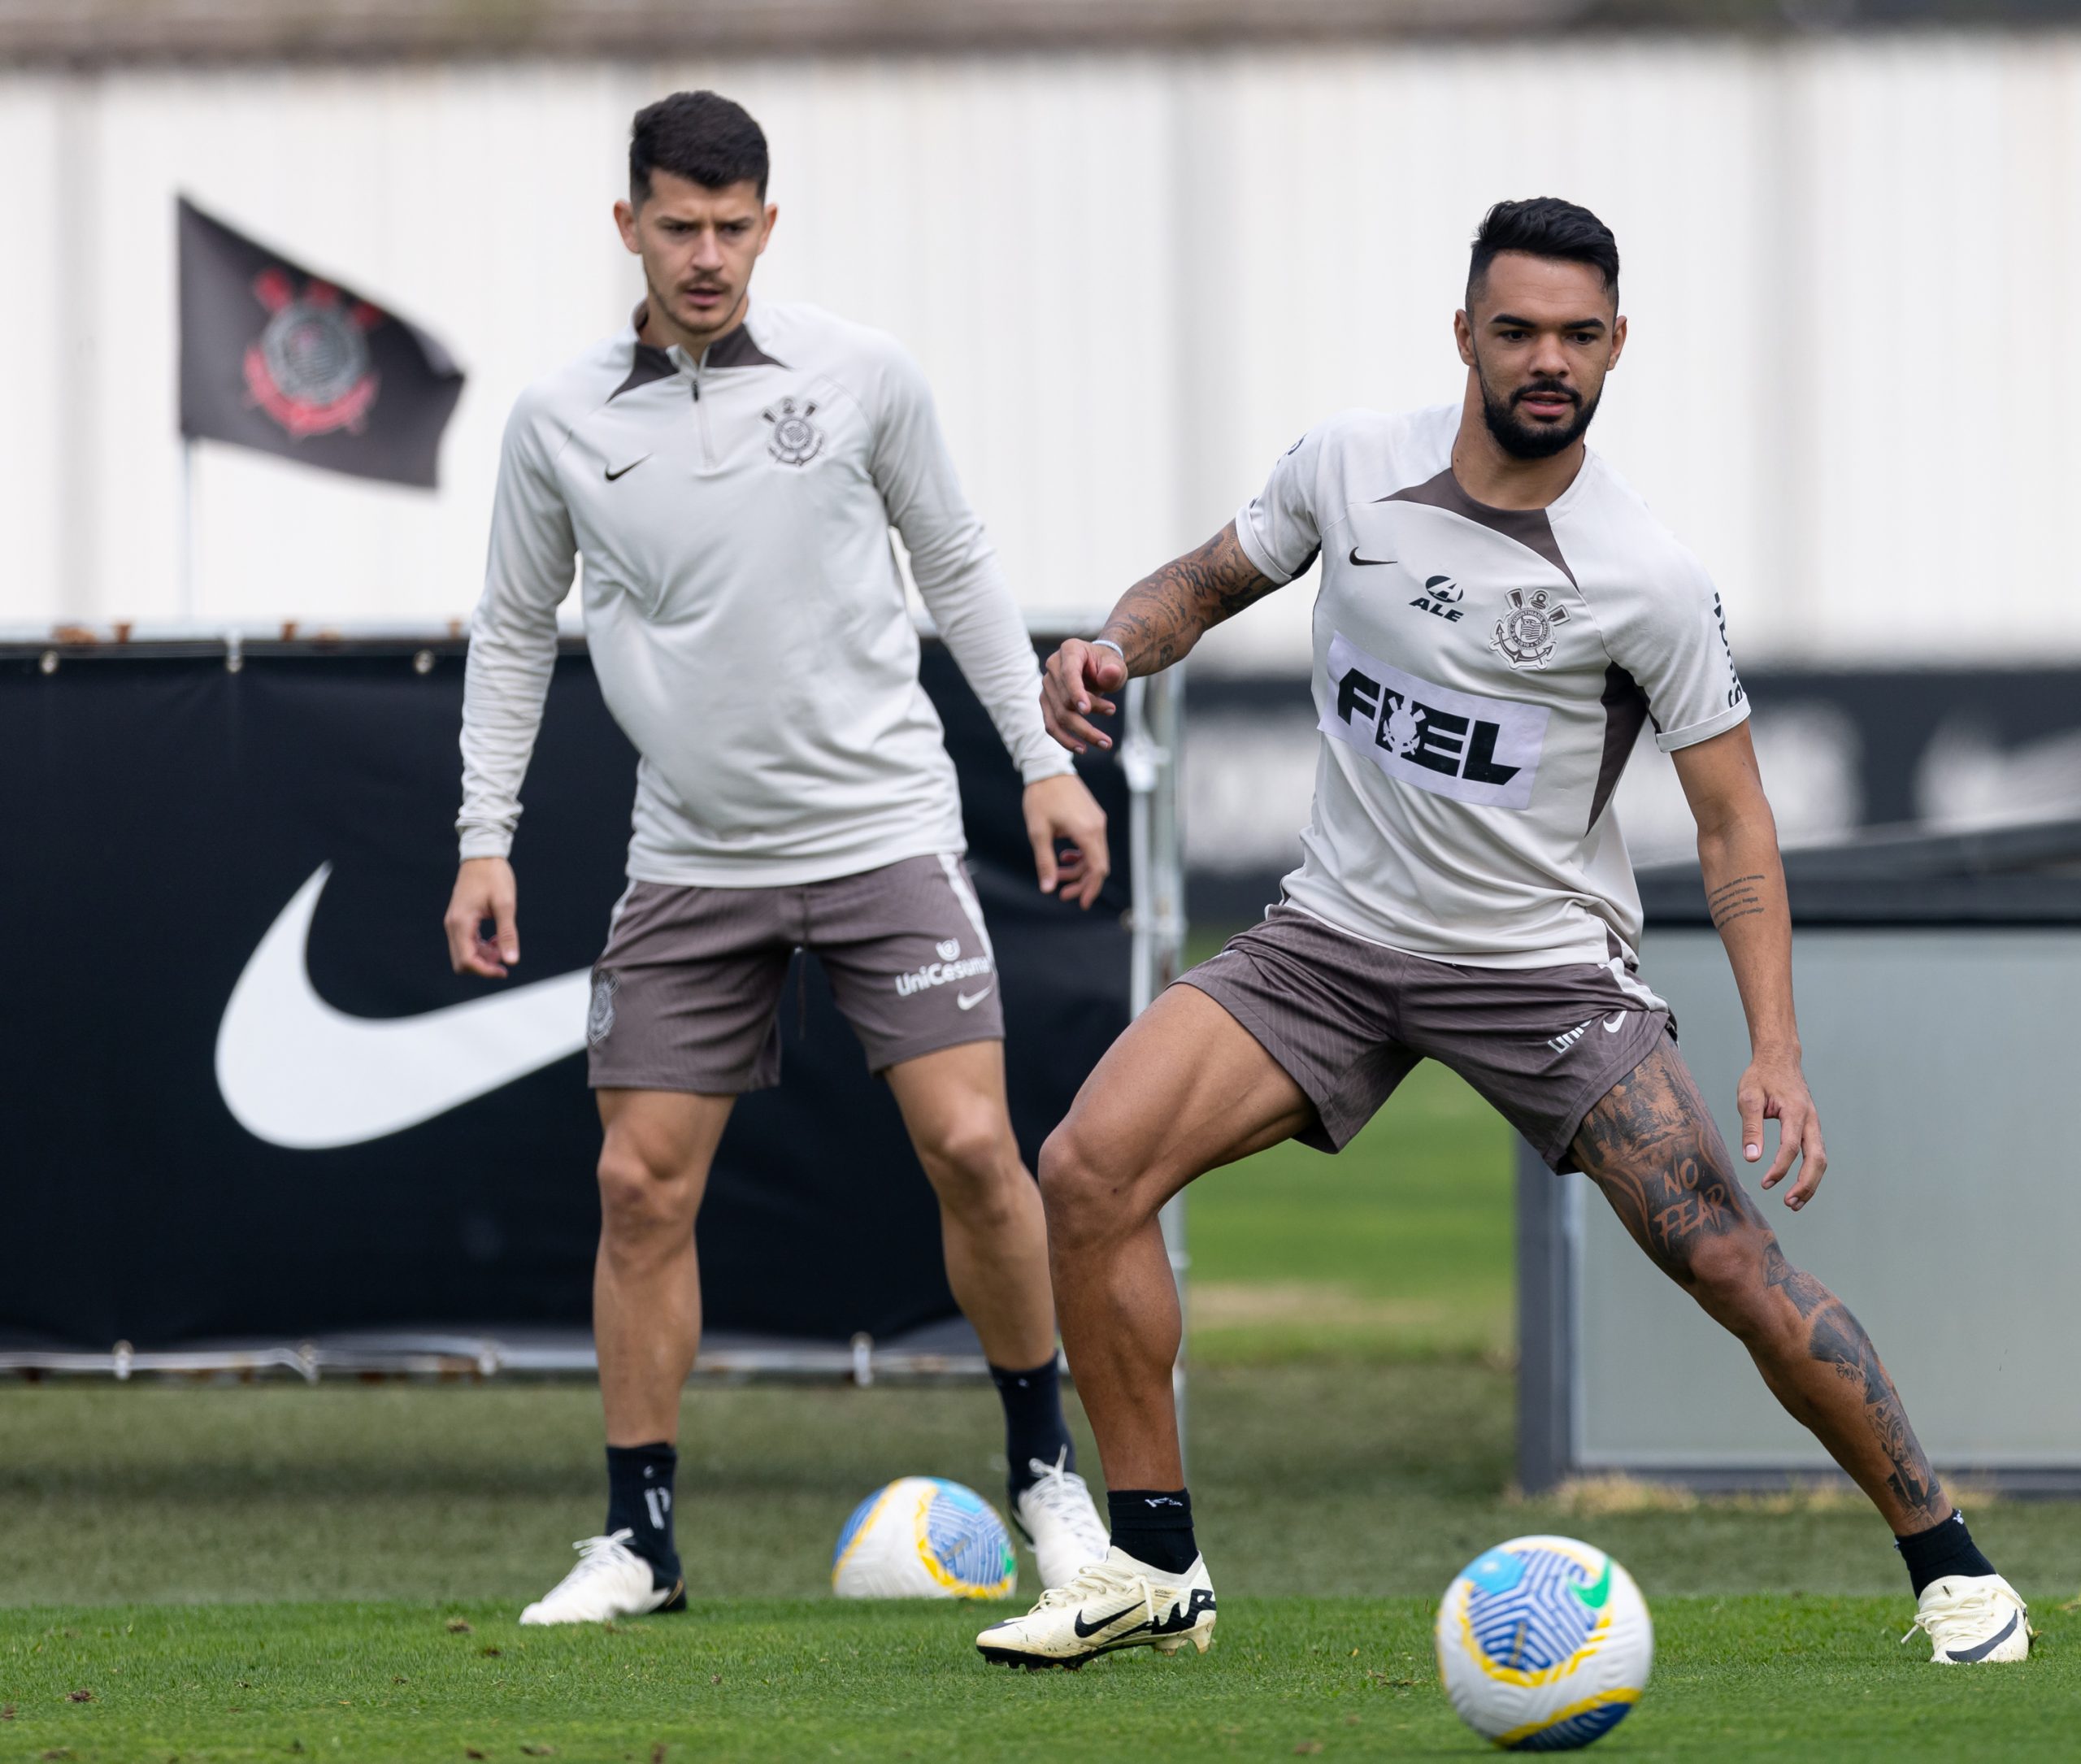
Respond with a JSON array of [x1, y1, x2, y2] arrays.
[[1572, 1042, 1944, 1529]]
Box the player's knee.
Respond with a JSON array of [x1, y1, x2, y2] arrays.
[[1037, 1123, 1132, 1243], [596, 1140, 694, 1243], [915, 1109, 1017, 1194], [1677, 1229, 1775, 1338]]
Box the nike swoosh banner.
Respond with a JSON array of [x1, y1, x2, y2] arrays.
[[177, 196, 464, 487], [0, 638, 1130, 1349]]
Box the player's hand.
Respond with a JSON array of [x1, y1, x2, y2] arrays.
[[1023, 773, 1110, 910], [1041, 639, 1129, 755], [1740, 1050, 1827, 1210], [445, 856, 520, 978]]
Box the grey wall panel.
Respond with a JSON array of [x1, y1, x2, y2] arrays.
[[1575, 928, 2081, 1472]]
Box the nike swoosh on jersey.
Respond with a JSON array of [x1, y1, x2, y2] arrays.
[[1602, 1013, 1626, 1032], [956, 986, 995, 1011], [215, 865, 589, 1149], [605, 456, 649, 481], [1347, 548, 1396, 566]]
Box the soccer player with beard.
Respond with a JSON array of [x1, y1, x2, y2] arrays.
[[446, 90, 1110, 1623], [976, 198, 2032, 1670]]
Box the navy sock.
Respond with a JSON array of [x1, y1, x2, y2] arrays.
[[1107, 1488, 1197, 1575], [1895, 1509, 1996, 1597], [990, 1357, 1075, 1496], [605, 1441, 681, 1588]]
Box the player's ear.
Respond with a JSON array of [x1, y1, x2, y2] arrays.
[[1453, 307, 1476, 367], [613, 198, 641, 256], [757, 202, 779, 258], [1607, 312, 1627, 369]]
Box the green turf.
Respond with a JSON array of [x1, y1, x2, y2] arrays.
[[2, 1594, 2074, 1763], [6, 931, 2075, 1757], [7, 1371, 2080, 1610], [1186, 1062, 1516, 1363]]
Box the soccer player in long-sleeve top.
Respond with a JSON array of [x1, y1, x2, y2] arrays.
[[977, 198, 2031, 1671], [447, 91, 1109, 1623]]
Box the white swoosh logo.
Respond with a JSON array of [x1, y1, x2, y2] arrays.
[[956, 987, 995, 1011], [215, 865, 589, 1149], [1602, 1013, 1627, 1032]]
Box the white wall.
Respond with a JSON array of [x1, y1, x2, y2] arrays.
[[3, 36, 2079, 667]]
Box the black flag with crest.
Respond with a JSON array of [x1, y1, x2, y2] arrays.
[[178, 197, 465, 488]]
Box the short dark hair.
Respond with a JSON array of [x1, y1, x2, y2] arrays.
[[630, 90, 769, 203], [1467, 198, 1619, 309]]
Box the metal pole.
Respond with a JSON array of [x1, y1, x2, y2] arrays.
[[176, 438, 198, 622], [1120, 668, 1190, 1466]]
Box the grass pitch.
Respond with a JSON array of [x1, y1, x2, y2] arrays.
[[4, 1062, 2077, 1759], [4, 1596, 2076, 1762]]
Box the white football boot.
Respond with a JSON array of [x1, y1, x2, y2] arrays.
[[1011, 1451, 1110, 1591], [975, 1545, 1215, 1669], [518, 1530, 684, 1626], [1901, 1573, 2033, 1663]]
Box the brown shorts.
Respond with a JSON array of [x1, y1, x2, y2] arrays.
[[585, 853, 1006, 1093], [1177, 904, 1675, 1171]]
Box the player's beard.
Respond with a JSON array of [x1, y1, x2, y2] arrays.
[[1477, 369, 1601, 460]]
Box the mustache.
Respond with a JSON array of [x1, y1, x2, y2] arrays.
[[1512, 380, 1581, 408]]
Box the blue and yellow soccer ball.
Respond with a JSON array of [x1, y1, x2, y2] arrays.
[[1435, 1535, 1653, 1750], [831, 1477, 1018, 1600]]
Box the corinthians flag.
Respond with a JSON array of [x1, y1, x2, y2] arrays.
[[178, 197, 464, 487]]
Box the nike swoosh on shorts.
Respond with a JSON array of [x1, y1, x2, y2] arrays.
[[215, 865, 589, 1149], [957, 987, 995, 1011]]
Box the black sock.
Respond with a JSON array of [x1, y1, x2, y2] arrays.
[[605, 1441, 681, 1588], [990, 1357, 1075, 1496], [1107, 1488, 1197, 1575], [1895, 1509, 1996, 1597]]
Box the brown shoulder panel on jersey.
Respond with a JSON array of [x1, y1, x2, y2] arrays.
[[704, 325, 786, 371], [1588, 662, 1651, 835], [609, 342, 675, 402], [1382, 467, 1577, 588]]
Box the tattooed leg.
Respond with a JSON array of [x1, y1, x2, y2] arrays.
[[1571, 1040, 1948, 1534]]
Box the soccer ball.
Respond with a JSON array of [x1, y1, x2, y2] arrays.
[[1434, 1535, 1653, 1750], [831, 1477, 1018, 1600]]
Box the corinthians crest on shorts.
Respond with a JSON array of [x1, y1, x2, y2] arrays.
[[762, 396, 824, 466], [1490, 586, 1571, 671], [177, 196, 465, 487], [587, 970, 619, 1048]]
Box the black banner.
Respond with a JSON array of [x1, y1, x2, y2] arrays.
[[178, 198, 464, 488], [0, 640, 1129, 1350]]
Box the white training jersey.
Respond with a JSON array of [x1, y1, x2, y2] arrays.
[[458, 301, 1071, 886], [1234, 403, 1749, 969]]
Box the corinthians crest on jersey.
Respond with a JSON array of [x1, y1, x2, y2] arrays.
[[1490, 587, 1571, 671], [763, 396, 824, 466]]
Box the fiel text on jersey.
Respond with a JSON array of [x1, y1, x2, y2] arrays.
[[1320, 633, 1548, 813]]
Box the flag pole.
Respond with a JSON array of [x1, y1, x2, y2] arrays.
[[176, 437, 197, 622]]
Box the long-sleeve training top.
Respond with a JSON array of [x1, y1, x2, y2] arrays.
[[458, 300, 1072, 886]]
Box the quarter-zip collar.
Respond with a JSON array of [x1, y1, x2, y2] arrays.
[[610, 302, 786, 403], [623, 302, 786, 374]]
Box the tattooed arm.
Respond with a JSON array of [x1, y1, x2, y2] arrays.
[[1670, 722, 1828, 1208], [1039, 523, 1278, 755]]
